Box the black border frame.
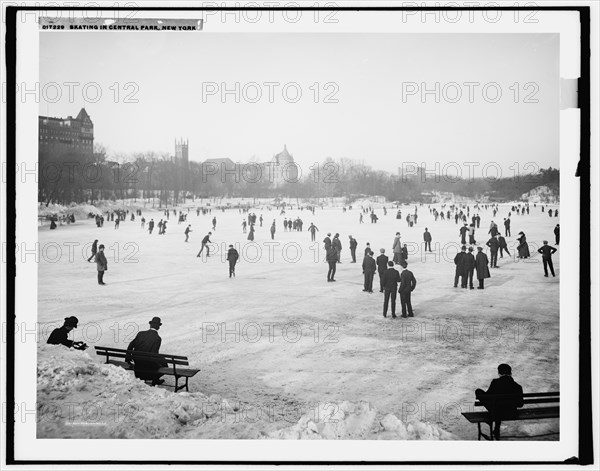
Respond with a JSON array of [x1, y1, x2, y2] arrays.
[[4, 4, 593, 466]]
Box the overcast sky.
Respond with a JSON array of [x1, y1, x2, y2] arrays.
[[40, 32, 559, 175]]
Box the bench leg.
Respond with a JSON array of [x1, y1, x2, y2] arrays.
[[185, 377, 189, 392], [489, 423, 495, 441], [174, 376, 179, 392], [477, 423, 482, 441]]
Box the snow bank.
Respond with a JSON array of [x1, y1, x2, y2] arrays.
[[269, 403, 456, 440], [37, 343, 457, 440]]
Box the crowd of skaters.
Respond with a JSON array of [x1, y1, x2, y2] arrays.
[[82, 201, 559, 319]]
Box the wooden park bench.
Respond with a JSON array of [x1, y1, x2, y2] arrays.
[[95, 346, 200, 392], [462, 391, 559, 440]]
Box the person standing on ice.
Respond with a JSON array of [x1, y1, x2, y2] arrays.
[[376, 249, 389, 292], [537, 240, 557, 277], [184, 225, 192, 242], [459, 223, 468, 245], [554, 224, 560, 245], [323, 233, 332, 251], [308, 223, 319, 242], [423, 228, 432, 252], [148, 219, 154, 234], [227, 244, 239, 278], [326, 244, 338, 282], [475, 246, 490, 289], [141, 217, 146, 230], [332, 233, 342, 263], [381, 261, 401, 318], [392, 232, 402, 264], [362, 250, 376, 293], [349, 235, 358, 263], [212, 217, 217, 231], [398, 261, 417, 317], [241, 220, 247, 233], [87, 239, 98, 263], [197, 232, 213, 257], [114, 217, 120, 230], [247, 223, 255, 241], [95, 244, 108, 285], [126, 317, 168, 387], [270, 220, 276, 240]]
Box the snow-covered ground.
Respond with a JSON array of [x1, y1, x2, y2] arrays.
[[37, 201, 560, 439]]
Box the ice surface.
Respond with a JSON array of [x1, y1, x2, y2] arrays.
[[37, 200, 560, 439]]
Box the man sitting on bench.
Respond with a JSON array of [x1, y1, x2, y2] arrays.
[[125, 316, 168, 386], [475, 363, 524, 440]]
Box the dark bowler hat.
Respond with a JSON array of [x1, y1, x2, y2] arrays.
[[149, 317, 162, 327], [468, 247, 474, 252], [64, 316, 79, 328], [498, 363, 512, 375], [98, 244, 105, 249], [401, 261, 408, 268]]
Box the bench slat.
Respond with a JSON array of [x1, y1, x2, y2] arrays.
[[475, 397, 559, 406], [462, 406, 559, 424], [94, 346, 188, 360]]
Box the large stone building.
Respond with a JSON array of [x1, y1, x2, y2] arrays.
[[268, 144, 299, 187], [39, 108, 94, 159]]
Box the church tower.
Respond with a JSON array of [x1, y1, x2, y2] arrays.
[[175, 138, 189, 168]]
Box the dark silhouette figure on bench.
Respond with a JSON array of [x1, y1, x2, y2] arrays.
[[126, 317, 168, 386], [475, 363, 524, 440]]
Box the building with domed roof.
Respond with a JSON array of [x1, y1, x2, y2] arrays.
[[269, 144, 299, 187]]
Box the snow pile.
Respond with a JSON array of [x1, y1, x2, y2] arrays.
[[37, 343, 230, 439], [269, 402, 457, 440], [37, 344, 457, 440], [521, 185, 559, 204]]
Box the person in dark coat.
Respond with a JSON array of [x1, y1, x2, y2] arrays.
[[270, 221, 276, 240], [362, 251, 376, 293], [398, 262, 417, 317], [465, 246, 476, 289], [184, 225, 192, 242], [392, 233, 402, 264], [486, 235, 500, 268], [126, 317, 167, 386], [227, 244, 239, 277], [554, 224, 560, 245], [197, 232, 212, 257], [454, 246, 467, 288], [349, 235, 358, 263], [148, 219, 154, 234], [537, 240, 557, 277], [47, 316, 87, 350], [475, 363, 524, 440], [95, 245, 108, 285], [332, 233, 343, 263], [326, 245, 338, 282], [516, 232, 530, 259], [364, 243, 371, 257], [323, 233, 332, 251], [498, 235, 510, 258], [308, 223, 319, 242], [376, 249, 389, 292], [475, 246, 490, 289], [381, 261, 401, 318], [87, 239, 98, 262], [247, 224, 255, 241], [423, 228, 432, 252], [503, 217, 511, 237], [459, 224, 468, 245]]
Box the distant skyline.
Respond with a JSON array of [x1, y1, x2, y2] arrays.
[[40, 32, 559, 176]]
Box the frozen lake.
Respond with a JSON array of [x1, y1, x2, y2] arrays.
[[37, 202, 560, 439]]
